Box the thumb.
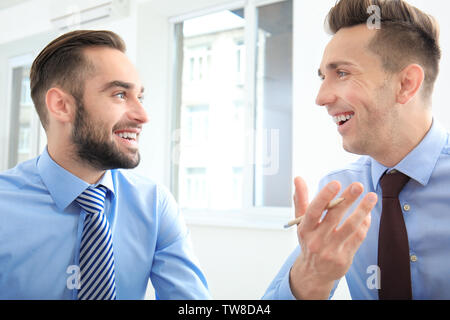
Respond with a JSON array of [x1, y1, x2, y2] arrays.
[[293, 176, 309, 218]]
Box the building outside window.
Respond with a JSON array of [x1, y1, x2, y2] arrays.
[[171, 0, 293, 220]]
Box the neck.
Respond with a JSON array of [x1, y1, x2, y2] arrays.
[[372, 112, 433, 167], [47, 143, 106, 185]]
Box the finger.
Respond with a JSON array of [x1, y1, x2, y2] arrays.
[[319, 182, 364, 230], [342, 211, 372, 253], [302, 180, 341, 231], [294, 176, 309, 218], [334, 192, 377, 244]]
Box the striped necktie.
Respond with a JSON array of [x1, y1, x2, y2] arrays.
[[75, 185, 117, 300]]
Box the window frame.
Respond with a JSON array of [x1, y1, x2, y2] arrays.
[[168, 0, 293, 229], [5, 53, 44, 170]]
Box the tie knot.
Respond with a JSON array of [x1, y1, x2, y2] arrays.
[[76, 185, 107, 214], [380, 170, 410, 198]]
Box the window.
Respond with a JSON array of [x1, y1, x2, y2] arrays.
[[185, 45, 211, 83], [171, 0, 293, 223], [7, 60, 43, 168], [235, 40, 245, 85], [182, 104, 209, 144], [18, 123, 31, 155], [180, 167, 208, 208], [254, 1, 293, 207]]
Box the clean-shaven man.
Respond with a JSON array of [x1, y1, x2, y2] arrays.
[[264, 0, 450, 299]]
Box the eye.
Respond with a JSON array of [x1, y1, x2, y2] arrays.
[[337, 70, 349, 78], [115, 92, 126, 100]]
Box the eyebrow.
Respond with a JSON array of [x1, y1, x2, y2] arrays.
[[318, 61, 357, 78], [100, 80, 145, 94]]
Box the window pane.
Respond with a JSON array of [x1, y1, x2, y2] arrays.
[[254, 0, 293, 207], [176, 9, 246, 210], [8, 66, 36, 168]]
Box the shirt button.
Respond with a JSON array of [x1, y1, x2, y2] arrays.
[[410, 254, 418, 262], [403, 204, 411, 212]]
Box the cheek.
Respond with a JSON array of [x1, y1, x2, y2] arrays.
[[343, 80, 390, 118], [371, 86, 397, 120], [339, 79, 372, 107], [89, 116, 116, 138], [90, 112, 118, 133], [343, 90, 363, 108]]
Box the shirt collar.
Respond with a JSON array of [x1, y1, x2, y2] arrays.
[[371, 119, 448, 190], [37, 147, 115, 211], [95, 169, 115, 198]]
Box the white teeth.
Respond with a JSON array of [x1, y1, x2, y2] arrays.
[[332, 113, 354, 124], [117, 132, 137, 140]]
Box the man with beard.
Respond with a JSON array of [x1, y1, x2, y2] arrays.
[[0, 30, 210, 299]]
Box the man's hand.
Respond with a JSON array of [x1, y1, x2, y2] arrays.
[[289, 176, 377, 299]]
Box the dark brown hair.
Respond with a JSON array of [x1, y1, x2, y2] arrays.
[[30, 30, 126, 129], [326, 0, 441, 98]]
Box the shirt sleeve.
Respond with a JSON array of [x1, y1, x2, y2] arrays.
[[262, 177, 341, 300], [262, 245, 340, 300], [149, 185, 211, 299], [262, 246, 299, 300]]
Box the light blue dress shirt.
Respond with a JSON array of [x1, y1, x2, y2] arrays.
[[263, 120, 450, 300], [0, 147, 210, 299]]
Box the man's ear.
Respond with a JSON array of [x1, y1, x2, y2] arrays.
[[45, 87, 76, 124], [396, 64, 425, 105]]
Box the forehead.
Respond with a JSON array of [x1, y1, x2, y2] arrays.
[[83, 47, 142, 89], [320, 24, 380, 70]]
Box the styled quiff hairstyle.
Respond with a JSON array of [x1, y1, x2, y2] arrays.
[[326, 0, 441, 99], [30, 30, 126, 130]]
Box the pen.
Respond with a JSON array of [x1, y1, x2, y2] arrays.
[[283, 197, 345, 228]]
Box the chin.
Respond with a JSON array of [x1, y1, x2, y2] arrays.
[[116, 152, 141, 169], [82, 147, 141, 171], [342, 141, 366, 156]]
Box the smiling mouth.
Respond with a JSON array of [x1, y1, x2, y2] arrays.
[[113, 129, 140, 146], [332, 112, 355, 126], [116, 132, 137, 140]]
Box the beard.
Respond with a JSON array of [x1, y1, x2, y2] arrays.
[[71, 99, 141, 170]]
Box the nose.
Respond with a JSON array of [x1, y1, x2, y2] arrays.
[[129, 97, 149, 124], [315, 80, 336, 107]]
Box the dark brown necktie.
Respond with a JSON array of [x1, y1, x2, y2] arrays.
[[378, 170, 412, 300]]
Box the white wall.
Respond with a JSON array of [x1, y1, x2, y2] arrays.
[[1, 0, 450, 300], [408, 0, 450, 130]]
